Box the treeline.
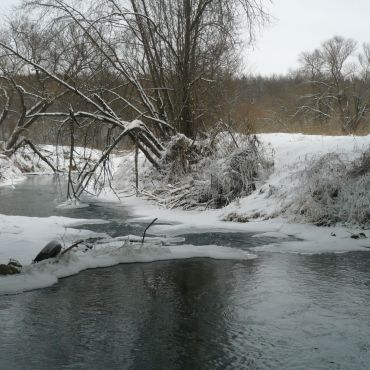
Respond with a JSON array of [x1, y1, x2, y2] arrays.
[[219, 36, 370, 135], [254, 37, 370, 135], [0, 0, 269, 159], [2, 41, 369, 152]]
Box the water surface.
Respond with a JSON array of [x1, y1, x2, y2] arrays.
[[1, 176, 370, 369]]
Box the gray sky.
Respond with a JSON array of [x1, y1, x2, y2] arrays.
[[247, 0, 370, 76], [0, 0, 19, 13], [1, 0, 370, 76]]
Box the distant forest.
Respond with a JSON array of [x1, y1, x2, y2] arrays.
[[2, 36, 369, 151]]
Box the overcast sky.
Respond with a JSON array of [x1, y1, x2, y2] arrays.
[[1, 0, 370, 76], [247, 0, 370, 76]]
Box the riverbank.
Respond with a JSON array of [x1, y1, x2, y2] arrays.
[[112, 133, 370, 225], [0, 154, 26, 187], [1, 133, 370, 256], [109, 133, 370, 253], [0, 178, 256, 294], [1, 178, 370, 368]]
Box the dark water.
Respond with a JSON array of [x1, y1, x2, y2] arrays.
[[0, 175, 153, 237], [1, 176, 370, 370]]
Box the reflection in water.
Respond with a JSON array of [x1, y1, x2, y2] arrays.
[[0, 260, 250, 370], [0, 175, 151, 237], [130, 260, 236, 369], [0, 175, 65, 217], [1, 254, 370, 370]]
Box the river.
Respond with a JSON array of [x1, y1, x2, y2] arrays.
[[0, 176, 370, 369]]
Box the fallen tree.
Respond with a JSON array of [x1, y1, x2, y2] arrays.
[[114, 130, 274, 209]]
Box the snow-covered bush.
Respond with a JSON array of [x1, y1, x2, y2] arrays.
[[293, 150, 370, 227], [114, 132, 273, 209], [349, 150, 370, 177], [0, 154, 25, 185], [159, 133, 213, 183], [206, 141, 270, 207]]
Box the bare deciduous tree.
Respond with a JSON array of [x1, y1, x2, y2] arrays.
[[0, 0, 269, 197], [0, 17, 68, 157], [296, 36, 370, 133]]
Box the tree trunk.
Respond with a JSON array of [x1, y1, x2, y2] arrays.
[[179, 0, 194, 139]]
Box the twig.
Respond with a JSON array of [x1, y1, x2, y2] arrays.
[[67, 118, 76, 200], [61, 240, 83, 255], [135, 134, 139, 196], [141, 218, 158, 244], [60, 237, 102, 256], [20, 139, 59, 173]]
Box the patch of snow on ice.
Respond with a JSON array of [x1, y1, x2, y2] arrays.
[[252, 231, 291, 239], [57, 199, 90, 209], [0, 240, 256, 295], [0, 214, 107, 265]]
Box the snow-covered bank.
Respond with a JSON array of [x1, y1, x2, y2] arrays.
[[0, 214, 107, 265], [113, 133, 370, 225], [110, 193, 370, 254], [109, 133, 370, 253], [0, 208, 255, 295], [1, 133, 369, 294], [0, 143, 102, 187], [0, 236, 255, 295], [12, 144, 101, 174], [0, 155, 26, 186], [223, 133, 370, 226]]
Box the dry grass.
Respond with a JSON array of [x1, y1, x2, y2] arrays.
[[292, 152, 370, 227]]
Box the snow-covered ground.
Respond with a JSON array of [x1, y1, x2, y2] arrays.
[[0, 154, 26, 187], [223, 133, 370, 224], [0, 143, 101, 185], [109, 133, 370, 253], [107, 188, 370, 255], [0, 133, 369, 294]]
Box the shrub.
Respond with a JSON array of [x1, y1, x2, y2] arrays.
[[136, 132, 273, 209], [294, 150, 370, 226]]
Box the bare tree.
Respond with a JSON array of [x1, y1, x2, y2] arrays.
[[0, 0, 268, 197], [113, 0, 268, 138], [15, 0, 268, 138], [0, 17, 68, 158], [296, 36, 370, 133]]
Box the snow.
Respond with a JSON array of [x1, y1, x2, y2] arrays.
[[0, 221, 255, 295], [0, 214, 107, 265], [122, 199, 369, 254], [252, 231, 291, 239], [56, 199, 90, 209], [12, 144, 101, 173], [1, 133, 369, 295], [0, 155, 26, 186], [223, 133, 370, 221], [109, 133, 370, 254], [0, 198, 255, 295]]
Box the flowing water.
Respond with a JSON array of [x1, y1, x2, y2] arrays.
[[1, 176, 370, 370]]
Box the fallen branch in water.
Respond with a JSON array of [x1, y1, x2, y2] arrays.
[[60, 237, 103, 256], [61, 240, 84, 256], [141, 218, 158, 245]]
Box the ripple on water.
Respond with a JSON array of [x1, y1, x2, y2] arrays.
[[1, 177, 370, 369]]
